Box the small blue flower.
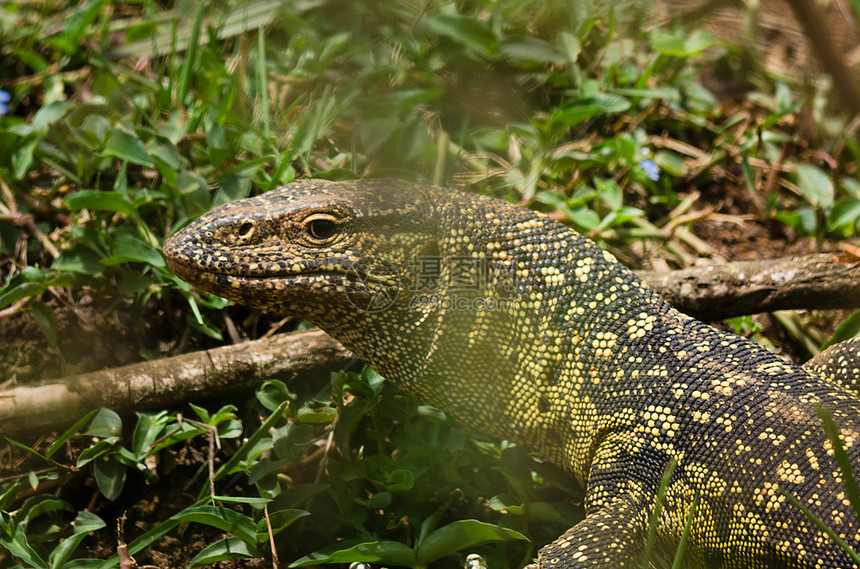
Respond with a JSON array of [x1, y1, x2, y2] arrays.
[[0, 90, 10, 116], [640, 158, 660, 181]]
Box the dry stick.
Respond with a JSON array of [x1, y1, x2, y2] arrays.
[[0, 254, 857, 437], [0, 329, 353, 438], [639, 252, 860, 321]]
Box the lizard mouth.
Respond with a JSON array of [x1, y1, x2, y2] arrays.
[[166, 255, 399, 292]]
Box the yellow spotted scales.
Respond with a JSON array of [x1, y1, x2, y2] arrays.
[[164, 179, 860, 569]]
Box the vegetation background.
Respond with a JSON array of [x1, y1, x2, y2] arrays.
[[1, 0, 859, 567]]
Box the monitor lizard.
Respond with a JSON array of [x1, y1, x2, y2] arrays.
[[163, 178, 860, 568]]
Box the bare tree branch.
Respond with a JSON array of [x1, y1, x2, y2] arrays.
[[1, 253, 857, 437], [0, 329, 351, 438], [639, 252, 860, 321]]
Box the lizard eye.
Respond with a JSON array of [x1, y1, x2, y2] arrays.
[[303, 214, 339, 244]]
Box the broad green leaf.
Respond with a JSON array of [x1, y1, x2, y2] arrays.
[[31, 100, 74, 133], [828, 199, 860, 233], [422, 13, 498, 56], [500, 36, 565, 65], [488, 493, 525, 515], [94, 457, 127, 500], [0, 282, 45, 309], [102, 128, 154, 167], [187, 537, 258, 569], [102, 235, 165, 267], [208, 400, 289, 495], [64, 190, 135, 217], [171, 506, 257, 544], [416, 520, 527, 565], [551, 95, 630, 129], [825, 311, 860, 347], [290, 540, 416, 567], [256, 380, 293, 411], [12, 135, 37, 180], [255, 509, 310, 542], [19, 495, 72, 528], [652, 29, 718, 57], [27, 301, 59, 349], [796, 163, 834, 209], [131, 410, 170, 458], [654, 150, 687, 177], [76, 440, 116, 467], [49, 511, 106, 568], [86, 409, 123, 438], [294, 406, 337, 424], [0, 525, 48, 569]]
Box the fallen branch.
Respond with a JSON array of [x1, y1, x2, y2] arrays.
[[639, 252, 860, 321], [2, 253, 857, 437], [0, 329, 352, 438]]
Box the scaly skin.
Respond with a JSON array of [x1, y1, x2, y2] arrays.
[[164, 179, 860, 568]]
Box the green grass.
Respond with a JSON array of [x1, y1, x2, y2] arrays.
[[1, 0, 859, 567]]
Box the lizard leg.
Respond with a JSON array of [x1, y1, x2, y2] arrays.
[[535, 493, 647, 568]]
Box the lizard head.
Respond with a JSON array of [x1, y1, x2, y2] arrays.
[[163, 178, 442, 323]]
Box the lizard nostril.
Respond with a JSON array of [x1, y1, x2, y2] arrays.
[[238, 222, 255, 240]]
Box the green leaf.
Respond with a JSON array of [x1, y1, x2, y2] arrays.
[[102, 128, 154, 167], [654, 150, 688, 177], [256, 380, 293, 411], [255, 509, 310, 542], [46, 410, 98, 459], [76, 439, 116, 467], [0, 282, 45, 309], [796, 164, 834, 209], [171, 506, 257, 545], [416, 520, 527, 565], [12, 135, 37, 180], [488, 493, 525, 515], [64, 190, 136, 217], [18, 494, 72, 528], [652, 29, 718, 57], [27, 301, 59, 349], [4, 437, 48, 462], [827, 199, 860, 234], [422, 13, 498, 56], [49, 511, 106, 568], [211, 495, 272, 507], [86, 408, 123, 438], [187, 537, 258, 568], [131, 410, 170, 458], [208, 400, 289, 495], [825, 311, 860, 347], [550, 95, 630, 129], [0, 524, 48, 569], [102, 236, 166, 267], [31, 100, 74, 133], [94, 457, 127, 500], [290, 540, 417, 567], [294, 406, 337, 424], [500, 36, 565, 65]]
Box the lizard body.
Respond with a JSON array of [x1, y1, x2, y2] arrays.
[[164, 179, 860, 568]]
